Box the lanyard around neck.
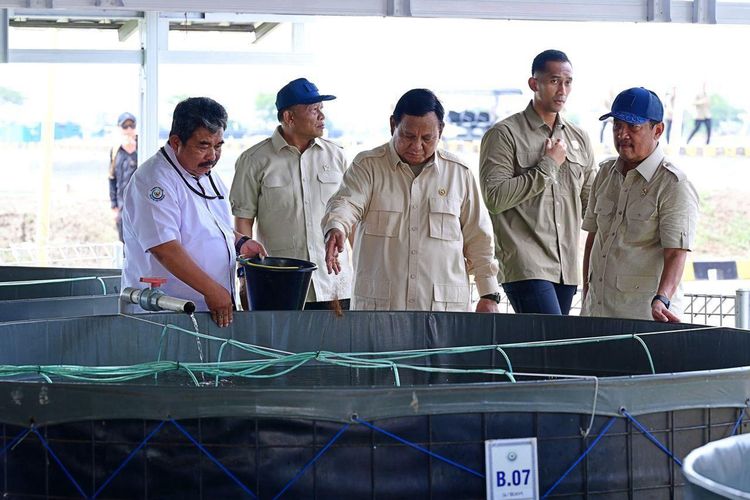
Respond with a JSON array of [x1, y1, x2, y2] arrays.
[[160, 147, 224, 200]]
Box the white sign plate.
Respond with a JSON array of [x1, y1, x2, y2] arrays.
[[485, 437, 539, 500]]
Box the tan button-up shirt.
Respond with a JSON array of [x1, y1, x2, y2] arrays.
[[581, 144, 699, 320], [321, 140, 499, 311], [479, 102, 596, 285], [230, 128, 352, 302]]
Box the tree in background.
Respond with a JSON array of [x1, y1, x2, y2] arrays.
[[0, 86, 24, 106]]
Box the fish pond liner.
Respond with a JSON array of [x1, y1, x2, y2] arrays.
[[0, 265, 121, 301], [0, 311, 748, 427], [0, 295, 120, 322]]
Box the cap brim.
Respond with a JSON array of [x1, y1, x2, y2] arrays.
[[299, 94, 336, 104], [599, 111, 648, 125]]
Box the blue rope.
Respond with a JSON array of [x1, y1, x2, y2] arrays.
[[0, 427, 31, 458], [92, 420, 167, 499], [621, 409, 682, 467], [542, 416, 617, 498], [169, 419, 257, 499], [731, 407, 746, 436], [353, 417, 484, 479], [31, 427, 89, 499], [272, 423, 351, 500]]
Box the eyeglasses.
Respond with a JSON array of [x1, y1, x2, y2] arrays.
[[121, 123, 136, 130]]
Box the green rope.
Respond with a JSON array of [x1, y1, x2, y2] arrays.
[[0, 315, 695, 386]]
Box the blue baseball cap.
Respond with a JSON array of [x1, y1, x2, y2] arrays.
[[599, 87, 663, 124], [275, 78, 335, 112], [117, 112, 136, 127]]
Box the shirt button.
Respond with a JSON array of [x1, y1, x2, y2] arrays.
[[597, 301, 602, 305], [618, 211, 622, 215], [598, 278, 602, 282], [410, 227, 416, 231], [410, 274, 416, 279], [409, 298, 415, 303], [412, 204, 418, 209], [410, 250, 416, 255]]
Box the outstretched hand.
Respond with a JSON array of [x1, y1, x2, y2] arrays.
[[324, 229, 346, 274]]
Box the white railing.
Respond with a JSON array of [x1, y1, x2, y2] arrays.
[[0, 242, 123, 269]]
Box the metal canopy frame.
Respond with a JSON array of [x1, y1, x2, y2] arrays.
[[2, 0, 749, 156]]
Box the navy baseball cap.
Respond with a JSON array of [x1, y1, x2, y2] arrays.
[[599, 87, 663, 124], [117, 112, 136, 127], [275, 78, 335, 111]]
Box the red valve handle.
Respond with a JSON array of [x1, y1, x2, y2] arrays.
[[139, 277, 167, 288]]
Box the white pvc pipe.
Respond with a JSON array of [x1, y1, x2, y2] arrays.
[[736, 289, 750, 330]]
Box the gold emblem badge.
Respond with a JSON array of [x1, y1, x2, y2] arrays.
[[438, 188, 447, 196]]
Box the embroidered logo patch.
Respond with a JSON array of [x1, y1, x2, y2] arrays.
[[149, 186, 165, 201]]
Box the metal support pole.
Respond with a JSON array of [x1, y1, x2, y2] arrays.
[[139, 11, 163, 160], [1, 9, 9, 63], [736, 289, 750, 330]]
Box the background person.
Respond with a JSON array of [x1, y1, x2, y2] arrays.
[[230, 77, 352, 311], [582, 87, 699, 322], [686, 83, 712, 145], [322, 88, 500, 312], [121, 97, 266, 327], [109, 112, 138, 242], [479, 49, 596, 315]]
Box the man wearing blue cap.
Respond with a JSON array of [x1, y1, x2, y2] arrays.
[[108, 112, 138, 241], [581, 87, 699, 322], [230, 78, 352, 310]]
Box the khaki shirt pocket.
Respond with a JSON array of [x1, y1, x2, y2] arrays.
[[515, 150, 540, 173], [625, 199, 658, 244], [354, 277, 390, 310], [562, 150, 586, 190], [616, 275, 658, 313], [318, 170, 343, 204], [593, 198, 615, 233], [428, 196, 462, 241], [364, 202, 401, 237], [431, 283, 471, 312], [261, 172, 293, 210]]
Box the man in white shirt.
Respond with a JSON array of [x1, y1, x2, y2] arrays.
[[122, 97, 266, 327]]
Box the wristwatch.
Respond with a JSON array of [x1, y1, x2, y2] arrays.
[[651, 294, 671, 309], [481, 292, 502, 304], [235, 235, 251, 256]]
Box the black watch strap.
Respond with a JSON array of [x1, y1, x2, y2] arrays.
[[235, 236, 251, 256], [481, 292, 502, 304], [652, 294, 671, 309]]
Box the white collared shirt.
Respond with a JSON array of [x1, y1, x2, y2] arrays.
[[121, 143, 236, 312]]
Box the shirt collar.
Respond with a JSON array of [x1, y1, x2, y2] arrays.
[[271, 126, 322, 153], [616, 142, 664, 182], [522, 100, 566, 133], [386, 137, 437, 172]]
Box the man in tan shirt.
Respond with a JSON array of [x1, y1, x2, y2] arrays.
[[582, 87, 699, 321], [322, 88, 500, 312], [479, 49, 596, 314], [230, 78, 352, 310]]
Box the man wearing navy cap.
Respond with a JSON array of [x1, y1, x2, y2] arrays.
[[108, 112, 138, 241], [581, 87, 699, 322], [230, 78, 352, 310]]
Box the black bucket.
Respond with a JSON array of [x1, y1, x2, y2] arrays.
[[240, 256, 317, 310]]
